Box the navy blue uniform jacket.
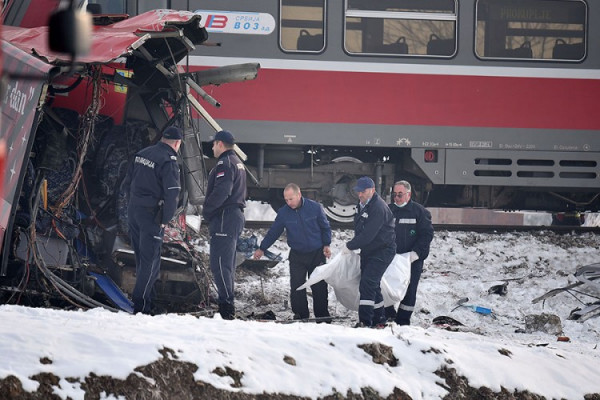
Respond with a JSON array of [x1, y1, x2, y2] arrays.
[[203, 149, 247, 220], [389, 200, 434, 260], [124, 141, 181, 224], [347, 192, 396, 254], [260, 197, 331, 253]]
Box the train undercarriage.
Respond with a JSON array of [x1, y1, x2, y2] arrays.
[[237, 144, 600, 223]]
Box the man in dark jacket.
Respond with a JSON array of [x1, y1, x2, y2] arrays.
[[387, 180, 434, 325], [253, 183, 332, 321], [203, 130, 247, 320], [345, 176, 396, 327], [124, 126, 182, 314]]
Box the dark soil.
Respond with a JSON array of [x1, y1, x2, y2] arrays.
[[1, 346, 599, 400]]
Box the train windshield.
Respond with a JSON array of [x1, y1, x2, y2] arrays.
[[475, 0, 587, 61]]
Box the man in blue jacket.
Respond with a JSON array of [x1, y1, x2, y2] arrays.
[[124, 126, 182, 314], [345, 176, 396, 327], [253, 183, 332, 321], [387, 180, 434, 325], [203, 130, 247, 320]]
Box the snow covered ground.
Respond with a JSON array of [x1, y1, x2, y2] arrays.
[[1, 203, 599, 399], [583, 212, 600, 227]]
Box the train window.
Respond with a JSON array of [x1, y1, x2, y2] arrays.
[[475, 0, 587, 62], [344, 0, 457, 57], [280, 0, 325, 53]]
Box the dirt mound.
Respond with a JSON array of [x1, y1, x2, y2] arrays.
[[3, 345, 596, 400]]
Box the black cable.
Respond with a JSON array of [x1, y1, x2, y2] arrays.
[[49, 75, 84, 94], [28, 169, 119, 311]]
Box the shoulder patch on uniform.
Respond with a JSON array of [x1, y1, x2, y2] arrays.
[[170, 155, 177, 161], [216, 171, 225, 178], [134, 156, 155, 169], [217, 160, 224, 165]]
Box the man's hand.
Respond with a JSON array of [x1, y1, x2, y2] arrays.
[[253, 249, 264, 260], [323, 246, 331, 259]]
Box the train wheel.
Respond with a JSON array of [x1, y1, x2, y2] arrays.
[[322, 157, 360, 223], [323, 199, 356, 223]]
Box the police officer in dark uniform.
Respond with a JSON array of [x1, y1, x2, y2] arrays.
[[345, 176, 396, 327], [124, 126, 182, 314], [386, 180, 434, 325], [203, 130, 247, 320]]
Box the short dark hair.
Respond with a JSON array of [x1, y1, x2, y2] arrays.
[[284, 183, 301, 195]]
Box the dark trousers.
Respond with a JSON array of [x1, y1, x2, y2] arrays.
[[208, 207, 244, 317], [128, 205, 163, 314], [288, 248, 330, 320], [395, 259, 424, 325], [359, 246, 395, 326]]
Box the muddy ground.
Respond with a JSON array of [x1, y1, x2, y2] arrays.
[[5, 344, 598, 400]]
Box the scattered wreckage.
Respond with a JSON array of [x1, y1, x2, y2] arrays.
[[0, 10, 259, 313], [532, 263, 600, 321]]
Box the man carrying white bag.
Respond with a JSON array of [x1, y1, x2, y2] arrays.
[[297, 250, 411, 320]]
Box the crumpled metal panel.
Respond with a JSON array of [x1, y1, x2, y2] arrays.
[[2, 9, 207, 65]]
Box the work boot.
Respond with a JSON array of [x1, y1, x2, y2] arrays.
[[373, 311, 387, 326], [218, 303, 236, 320], [384, 306, 397, 321]]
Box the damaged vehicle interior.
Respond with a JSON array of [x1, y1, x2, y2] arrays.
[[0, 8, 259, 313]]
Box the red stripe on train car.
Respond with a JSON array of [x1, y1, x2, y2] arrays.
[[199, 68, 600, 130]]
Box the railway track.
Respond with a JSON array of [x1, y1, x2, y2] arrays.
[[244, 220, 600, 234]]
